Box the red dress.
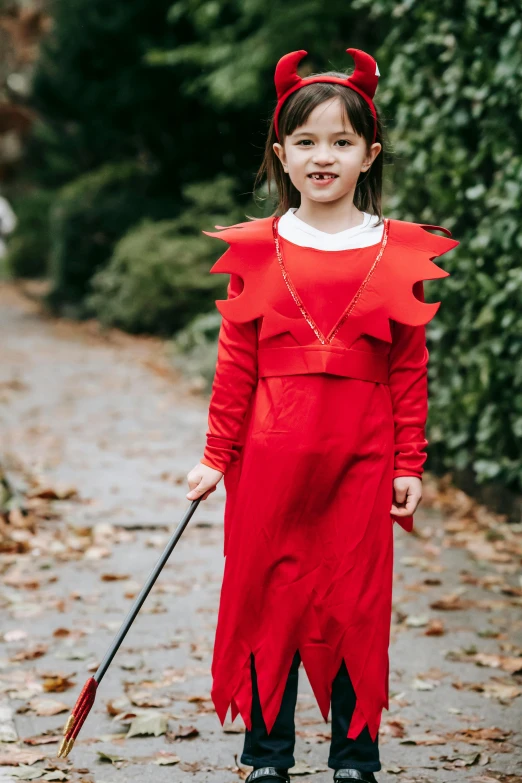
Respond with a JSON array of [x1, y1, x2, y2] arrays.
[[199, 215, 459, 743]]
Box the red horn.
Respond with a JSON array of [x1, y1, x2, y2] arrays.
[[346, 48, 379, 100], [274, 49, 308, 100]]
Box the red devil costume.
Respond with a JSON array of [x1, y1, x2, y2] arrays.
[[199, 48, 459, 745]]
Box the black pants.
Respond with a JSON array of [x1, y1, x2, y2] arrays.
[[240, 651, 381, 773]]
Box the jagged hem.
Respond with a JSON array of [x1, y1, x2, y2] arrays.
[[211, 644, 387, 744]]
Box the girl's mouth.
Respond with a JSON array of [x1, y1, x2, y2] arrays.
[[308, 173, 338, 186]]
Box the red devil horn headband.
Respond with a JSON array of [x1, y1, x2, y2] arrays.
[[273, 47, 379, 143]]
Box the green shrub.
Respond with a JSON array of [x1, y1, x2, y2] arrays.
[[47, 161, 176, 316], [4, 189, 55, 279], [170, 310, 222, 391], [88, 219, 227, 335], [87, 174, 246, 334]]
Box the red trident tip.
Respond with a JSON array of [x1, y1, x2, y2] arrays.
[[57, 677, 98, 758]]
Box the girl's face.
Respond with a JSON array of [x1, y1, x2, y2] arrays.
[[273, 97, 381, 208]]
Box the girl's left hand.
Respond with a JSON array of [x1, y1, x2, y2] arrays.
[[391, 476, 422, 517]]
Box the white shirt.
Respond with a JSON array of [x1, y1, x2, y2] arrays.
[[277, 207, 384, 251]]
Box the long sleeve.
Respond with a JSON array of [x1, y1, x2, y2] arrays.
[[200, 273, 258, 474], [388, 280, 429, 480]]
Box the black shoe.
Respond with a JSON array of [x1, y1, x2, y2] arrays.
[[333, 770, 377, 783], [245, 768, 290, 783]]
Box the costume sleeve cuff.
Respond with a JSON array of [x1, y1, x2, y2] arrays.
[[393, 469, 423, 480], [200, 456, 226, 473]]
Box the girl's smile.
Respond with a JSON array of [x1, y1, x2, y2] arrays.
[[272, 96, 382, 231], [308, 172, 339, 186]]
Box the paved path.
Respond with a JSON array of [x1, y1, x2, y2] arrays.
[[0, 283, 521, 783]]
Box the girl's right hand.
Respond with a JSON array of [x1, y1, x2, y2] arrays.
[[186, 462, 224, 501]]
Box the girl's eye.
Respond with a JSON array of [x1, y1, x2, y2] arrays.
[[296, 140, 352, 146]]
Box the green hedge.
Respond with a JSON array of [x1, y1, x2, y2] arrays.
[[46, 161, 176, 316], [354, 0, 522, 494], [169, 310, 223, 391], [4, 189, 55, 279], [87, 218, 226, 335], [87, 175, 245, 334]]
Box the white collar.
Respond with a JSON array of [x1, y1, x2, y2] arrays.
[[278, 207, 384, 251]]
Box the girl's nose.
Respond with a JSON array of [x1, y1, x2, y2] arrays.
[[312, 150, 336, 164]]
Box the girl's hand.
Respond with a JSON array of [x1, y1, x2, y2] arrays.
[[186, 462, 224, 501], [391, 476, 422, 517]]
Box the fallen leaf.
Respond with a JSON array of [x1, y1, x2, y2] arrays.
[[3, 572, 41, 590], [424, 619, 445, 635], [96, 750, 126, 763], [0, 747, 46, 765], [11, 645, 48, 662], [42, 676, 75, 693], [100, 573, 130, 582], [11, 763, 45, 780], [22, 735, 62, 746], [178, 761, 203, 772], [126, 712, 168, 738], [453, 726, 511, 743], [411, 678, 436, 691], [83, 546, 110, 560], [481, 679, 522, 701], [53, 647, 89, 661], [472, 653, 522, 675], [129, 691, 171, 708], [28, 483, 78, 501], [0, 700, 18, 742], [153, 752, 181, 766], [430, 594, 475, 610], [172, 725, 199, 739], [97, 733, 127, 742], [111, 711, 141, 724], [4, 629, 28, 642], [106, 697, 132, 716], [380, 719, 407, 738], [441, 750, 481, 766], [117, 656, 143, 671], [405, 614, 430, 627], [28, 699, 69, 717]]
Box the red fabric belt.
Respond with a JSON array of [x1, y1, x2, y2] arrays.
[[257, 346, 389, 383]]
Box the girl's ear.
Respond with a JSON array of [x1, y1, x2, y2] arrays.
[[367, 142, 382, 167], [273, 142, 287, 170]]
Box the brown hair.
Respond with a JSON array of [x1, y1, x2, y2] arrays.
[[252, 71, 387, 222]]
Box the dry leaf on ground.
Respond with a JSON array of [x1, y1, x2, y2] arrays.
[[28, 699, 69, 717]]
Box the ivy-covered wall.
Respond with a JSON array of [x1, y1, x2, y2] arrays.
[[355, 0, 521, 500]]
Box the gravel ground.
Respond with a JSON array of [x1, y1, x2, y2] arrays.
[[0, 282, 521, 783]]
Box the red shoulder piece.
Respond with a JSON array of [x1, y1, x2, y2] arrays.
[[202, 217, 274, 325], [202, 217, 460, 347], [351, 218, 459, 344]]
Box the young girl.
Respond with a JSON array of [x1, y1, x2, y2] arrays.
[[186, 47, 459, 783]]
